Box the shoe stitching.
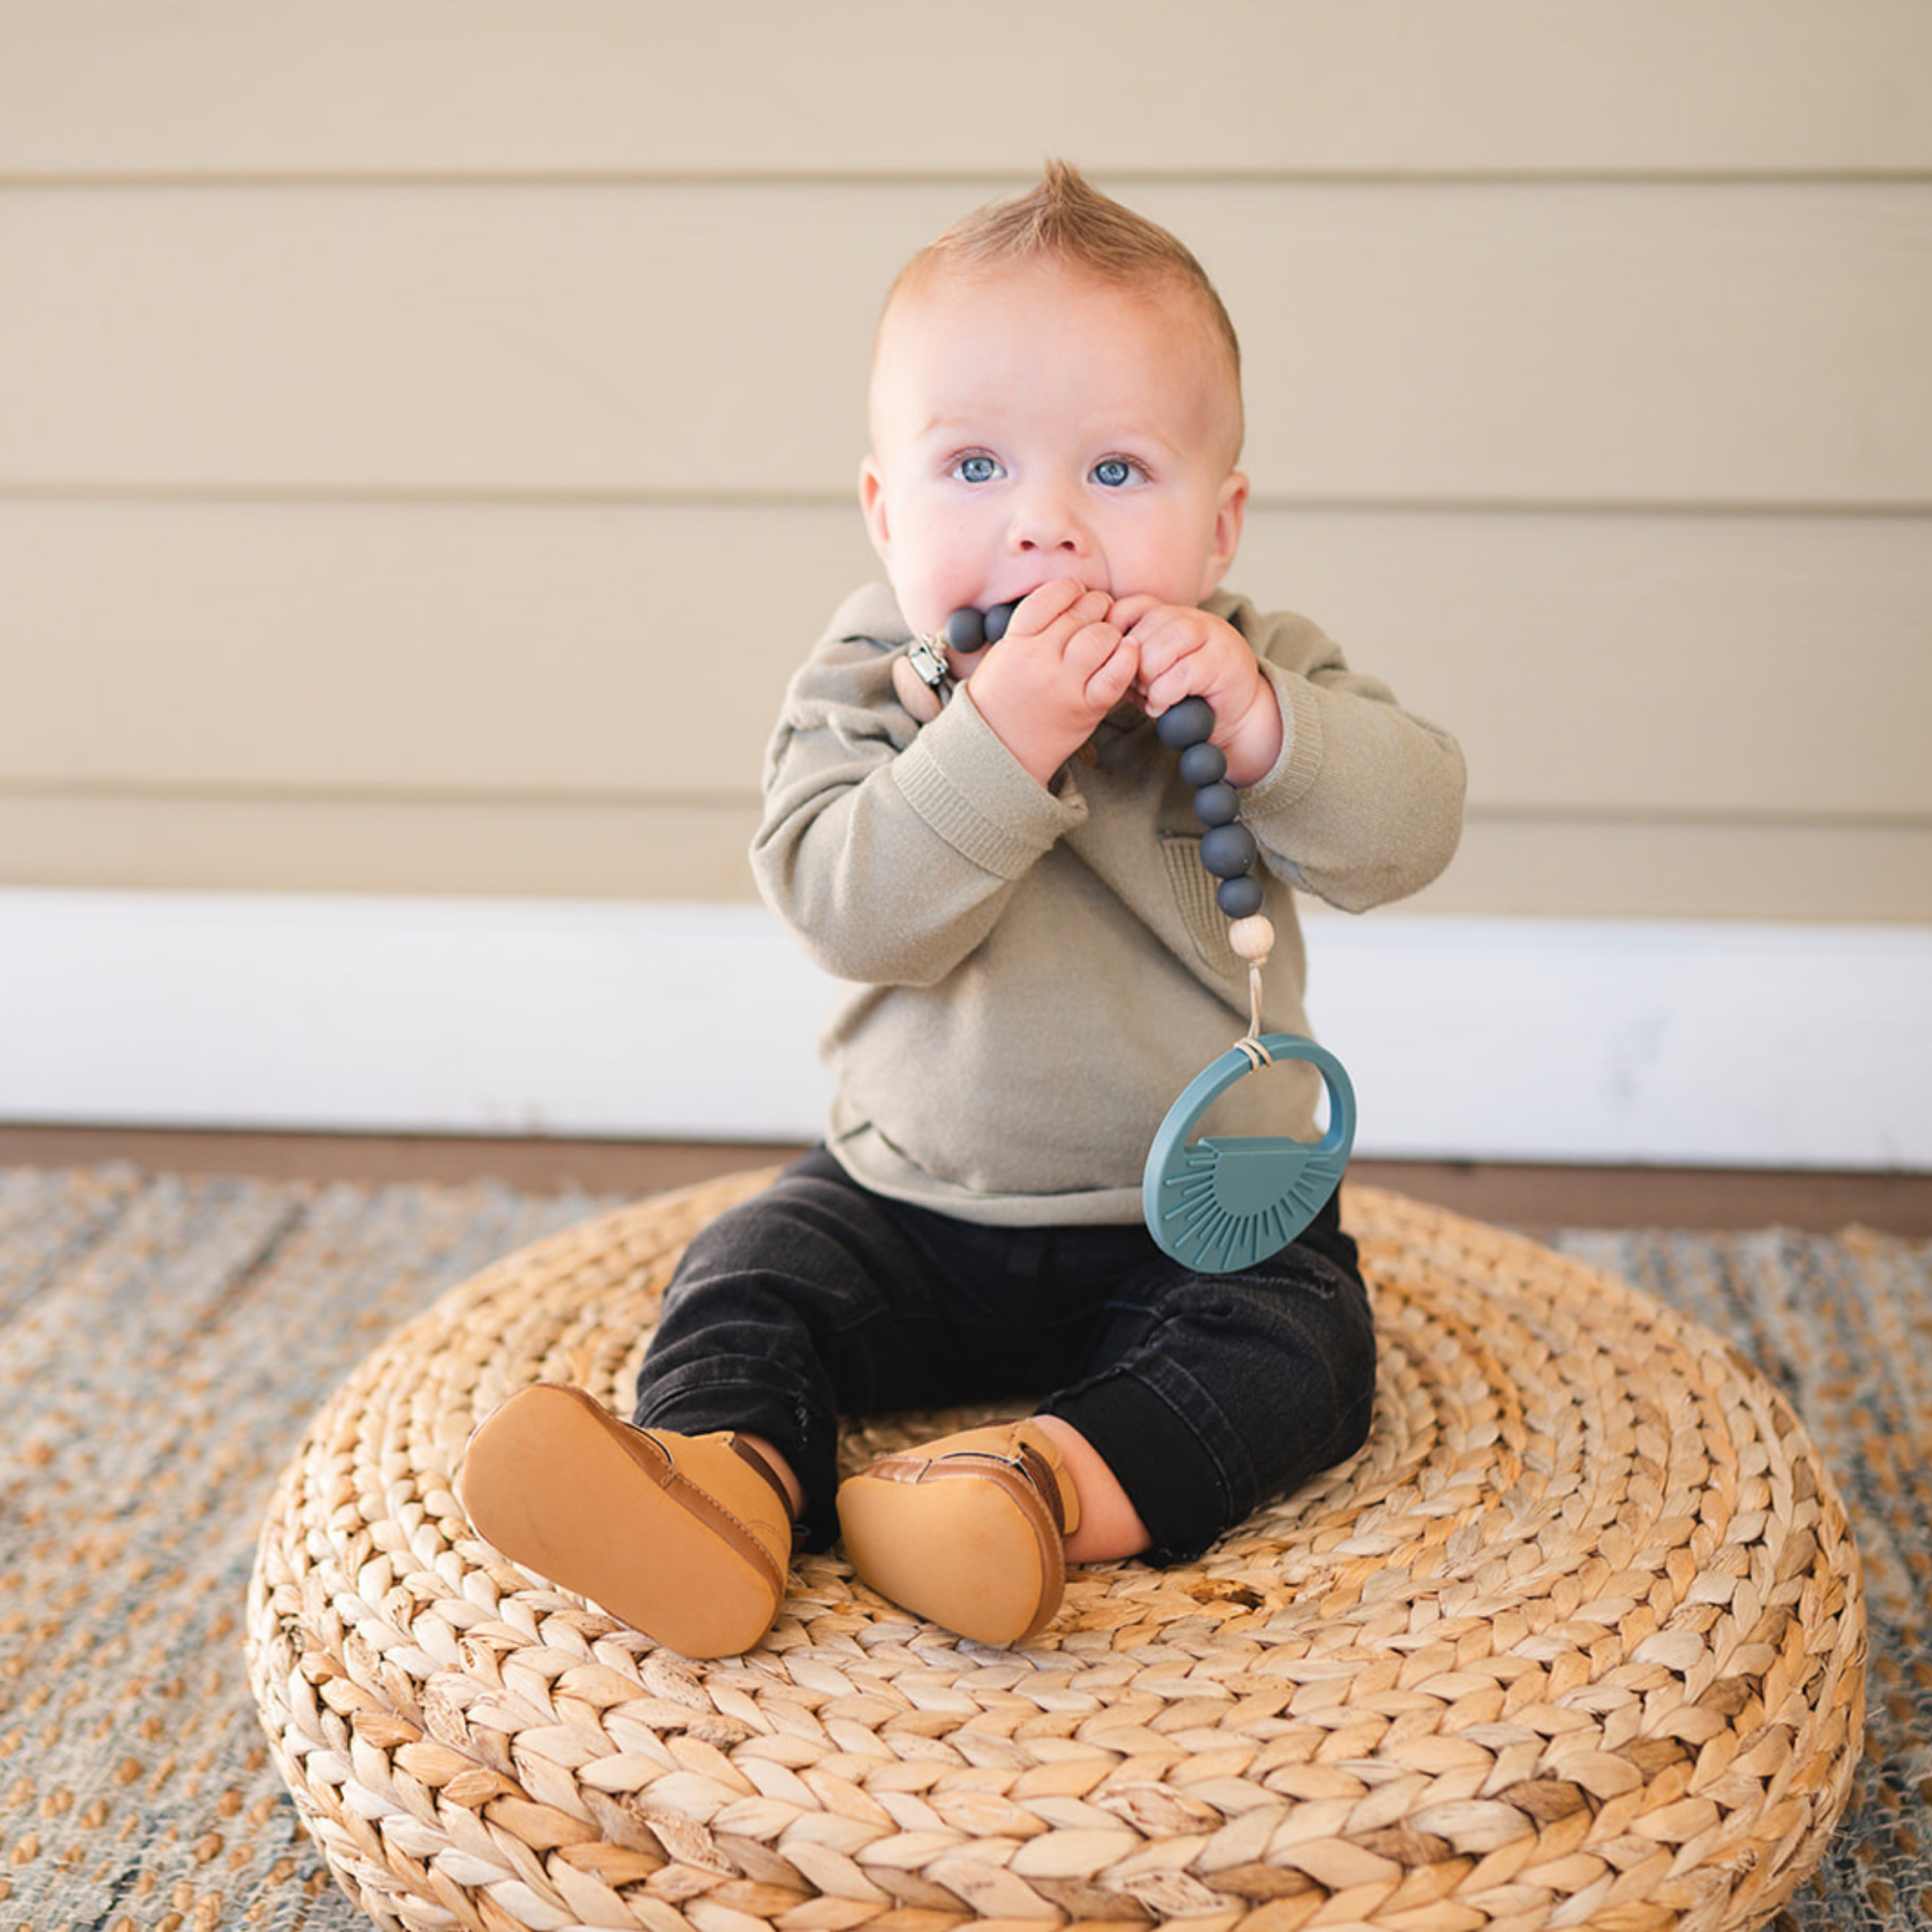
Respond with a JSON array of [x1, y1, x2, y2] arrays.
[[658, 1464, 789, 1600], [547, 1398, 791, 1603]]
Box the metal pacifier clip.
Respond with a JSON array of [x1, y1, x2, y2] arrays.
[[889, 600, 1019, 722], [899, 607, 1356, 1275]]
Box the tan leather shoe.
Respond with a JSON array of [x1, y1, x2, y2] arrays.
[[459, 1383, 793, 1658], [835, 1420, 1081, 1646]]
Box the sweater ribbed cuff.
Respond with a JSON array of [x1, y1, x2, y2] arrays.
[[891, 688, 1085, 877], [1242, 666, 1327, 818]]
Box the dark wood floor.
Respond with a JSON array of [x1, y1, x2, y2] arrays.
[[2, 1124, 1928, 1236]]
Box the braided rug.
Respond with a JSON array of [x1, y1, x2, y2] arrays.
[[245, 1173, 1866, 1932]]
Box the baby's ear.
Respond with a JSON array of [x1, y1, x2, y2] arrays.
[[1202, 470, 1249, 594], [859, 457, 893, 563]]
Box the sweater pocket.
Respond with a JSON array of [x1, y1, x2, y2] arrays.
[[1159, 834, 1243, 979]]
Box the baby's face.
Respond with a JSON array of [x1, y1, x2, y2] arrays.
[[860, 260, 1247, 641]]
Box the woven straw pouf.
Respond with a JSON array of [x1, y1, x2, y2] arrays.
[[247, 1173, 1866, 1932]]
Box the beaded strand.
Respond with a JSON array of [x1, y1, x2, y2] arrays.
[[1154, 695, 1274, 1038], [944, 601, 1018, 654]]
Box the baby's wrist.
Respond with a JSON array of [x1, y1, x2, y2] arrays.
[[1219, 689, 1285, 789], [964, 685, 1082, 790]]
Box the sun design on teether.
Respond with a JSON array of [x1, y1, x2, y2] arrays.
[[1152, 1130, 1354, 1275]]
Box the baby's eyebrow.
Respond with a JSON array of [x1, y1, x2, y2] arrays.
[[915, 411, 998, 440], [1097, 428, 1185, 462]]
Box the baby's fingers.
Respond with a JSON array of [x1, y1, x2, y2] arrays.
[[1012, 578, 1103, 638], [1107, 593, 1162, 634], [1082, 633, 1140, 710]]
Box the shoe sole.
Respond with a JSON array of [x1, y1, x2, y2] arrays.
[[459, 1383, 781, 1658], [838, 1452, 1063, 1646]]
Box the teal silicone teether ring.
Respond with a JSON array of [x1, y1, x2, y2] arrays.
[[1142, 1033, 1356, 1274]]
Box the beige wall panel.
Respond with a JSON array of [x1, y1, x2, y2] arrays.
[[5, 797, 1927, 923], [1195, 180, 1932, 512], [0, 501, 879, 798], [5, 500, 1923, 821], [1236, 510, 1931, 819], [6, 182, 1928, 508], [5, 2, 1928, 179]]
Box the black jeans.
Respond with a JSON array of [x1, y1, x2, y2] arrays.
[[631, 1148, 1377, 1563]]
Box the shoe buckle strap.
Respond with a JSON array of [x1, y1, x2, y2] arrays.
[[1010, 1440, 1069, 1536], [726, 1434, 798, 1522]]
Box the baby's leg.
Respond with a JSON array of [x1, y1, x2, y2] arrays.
[[832, 1210, 1372, 1645], [634, 1148, 968, 1551], [1026, 1413, 1150, 1561], [462, 1151, 950, 1655], [1036, 1196, 1376, 1565]]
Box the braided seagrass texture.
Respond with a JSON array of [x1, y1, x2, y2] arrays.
[[245, 1175, 1866, 1932]]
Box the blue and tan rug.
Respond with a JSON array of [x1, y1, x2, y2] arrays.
[[0, 1162, 1926, 1931]]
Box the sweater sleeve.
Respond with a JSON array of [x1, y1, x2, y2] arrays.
[[1224, 599, 1467, 914], [751, 594, 1086, 985]]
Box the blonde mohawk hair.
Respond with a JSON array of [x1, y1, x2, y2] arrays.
[[888, 160, 1243, 427]]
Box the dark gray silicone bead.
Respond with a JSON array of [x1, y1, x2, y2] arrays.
[[944, 607, 985, 652], [1155, 696, 1215, 750], [1217, 874, 1264, 918], [1192, 782, 1240, 827], [1199, 822, 1259, 879], [983, 601, 1017, 643], [1178, 741, 1226, 787]]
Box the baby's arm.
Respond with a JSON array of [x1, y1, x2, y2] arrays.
[[753, 610, 1087, 987], [1233, 604, 1466, 913], [1113, 591, 1461, 912]]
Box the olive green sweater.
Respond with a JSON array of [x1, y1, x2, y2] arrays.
[[752, 584, 1466, 1225]]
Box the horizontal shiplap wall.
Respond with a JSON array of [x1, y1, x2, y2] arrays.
[[3, 3, 1932, 927], [6, 3, 1931, 179], [4, 500, 1927, 917], [2, 2, 1928, 933]]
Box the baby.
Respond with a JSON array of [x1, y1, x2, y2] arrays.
[[461, 162, 1466, 1657]]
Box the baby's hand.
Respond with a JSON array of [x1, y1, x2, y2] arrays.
[[961, 580, 1139, 787], [1111, 596, 1283, 788]]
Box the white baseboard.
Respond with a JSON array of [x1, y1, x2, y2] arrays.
[[2, 888, 1927, 1169]]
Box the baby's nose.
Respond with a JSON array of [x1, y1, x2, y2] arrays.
[[1008, 484, 1089, 554]]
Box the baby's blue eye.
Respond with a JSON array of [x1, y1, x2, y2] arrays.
[[954, 454, 1001, 484], [1094, 457, 1138, 487]]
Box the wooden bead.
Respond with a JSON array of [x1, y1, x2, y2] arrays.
[[1227, 915, 1275, 961], [890, 652, 944, 723]]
